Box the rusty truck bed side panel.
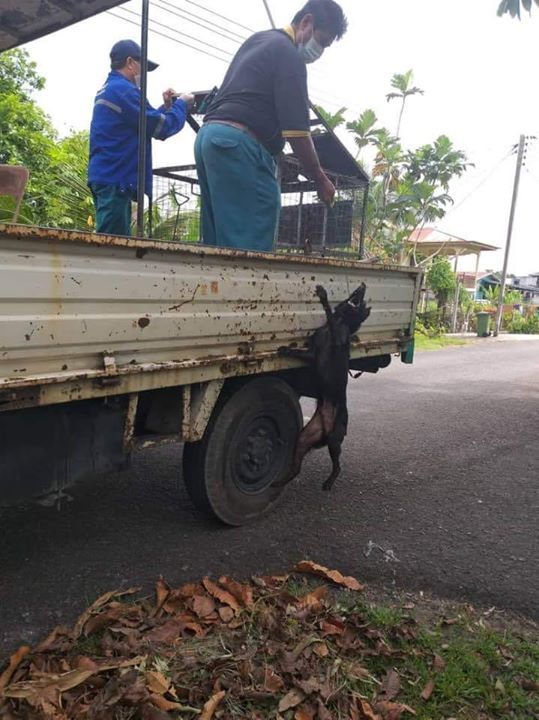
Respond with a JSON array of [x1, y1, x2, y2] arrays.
[[0, 224, 421, 409]]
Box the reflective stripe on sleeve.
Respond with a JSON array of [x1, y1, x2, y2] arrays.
[[153, 114, 166, 139], [95, 98, 122, 114]]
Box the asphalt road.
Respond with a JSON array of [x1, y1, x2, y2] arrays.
[[1, 338, 538, 659]]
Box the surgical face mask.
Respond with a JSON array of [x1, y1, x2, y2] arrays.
[[298, 36, 325, 64], [129, 58, 141, 87]]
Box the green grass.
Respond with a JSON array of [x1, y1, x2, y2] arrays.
[[337, 599, 539, 719], [415, 333, 469, 351], [285, 581, 539, 718]]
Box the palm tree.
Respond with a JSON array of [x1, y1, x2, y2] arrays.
[[386, 70, 424, 139], [497, 0, 539, 18]]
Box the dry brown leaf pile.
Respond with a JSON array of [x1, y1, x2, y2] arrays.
[[0, 562, 418, 720]]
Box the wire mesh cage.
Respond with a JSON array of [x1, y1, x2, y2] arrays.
[[152, 99, 369, 256], [277, 157, 367, 257], [152, 165, 201, 244], [152, 161, 366, 255]]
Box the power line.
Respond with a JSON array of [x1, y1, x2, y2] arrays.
[[154, 0, 246, 43], [309, 92, 350, 111], [181, 0, 256, 34], [114, 5, 233, 57], [441, 149, 514, 218], [261, 0, 276, 28], [106, 10, 229, 63], [109, 4, 350, 119], [171, 1, 349, 115]]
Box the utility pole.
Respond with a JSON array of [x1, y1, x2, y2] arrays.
[[136, 0, 150, 238], [493, 134, 526, 336], [451, 279, 461, 333]]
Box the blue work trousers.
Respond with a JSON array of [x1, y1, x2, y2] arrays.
[[90, 183, 134, 237], [194, 122, 280, 252]]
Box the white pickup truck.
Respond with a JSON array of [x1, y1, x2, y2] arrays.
[[0, 223, 421, 524]]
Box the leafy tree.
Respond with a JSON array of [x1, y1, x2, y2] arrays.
[[497, 0, 539, 18], [482, 285, 523, 304], [386, 70, 424, 138], [505, 289, 524, 303], [47, 132, 94, 230], [482, 286, 501, 304], [0, 49, 93, 229], [426, 258, 457, 309], [459, 285, 474, 312], [0, 48, 44, 97], [328, 71, 471, 263], [0, 50, 58, 223], [315, 105, 347, 131], [0, 93, 56, 220], [346, 110, 383, 157]]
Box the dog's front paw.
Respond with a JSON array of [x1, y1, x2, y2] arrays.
[[315, 285, 328, 301]]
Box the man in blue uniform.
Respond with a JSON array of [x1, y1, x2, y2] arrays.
[[195, 0, 347, 253], [88, 40, 193, 236]]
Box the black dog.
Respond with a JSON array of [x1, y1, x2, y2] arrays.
[[279, 284, 371, 490]]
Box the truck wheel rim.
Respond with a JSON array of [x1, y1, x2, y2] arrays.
[[231, 416, 283, 494]]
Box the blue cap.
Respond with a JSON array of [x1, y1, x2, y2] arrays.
[[110, 39, 159, 71]]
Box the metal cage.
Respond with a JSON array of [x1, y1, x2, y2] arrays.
[[152, 102, 369, 257], [152, 165, 201, 245]]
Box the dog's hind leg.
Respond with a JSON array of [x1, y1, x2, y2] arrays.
[[322, 434, 342, 492], [274, 408, 325, 487], [293, 410, 326, 473]]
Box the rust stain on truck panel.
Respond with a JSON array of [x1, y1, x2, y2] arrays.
[[0, 337, 409, 393], [0, 223, 421, 275]]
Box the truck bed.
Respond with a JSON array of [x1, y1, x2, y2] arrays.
[[0, 224, 421, 410]]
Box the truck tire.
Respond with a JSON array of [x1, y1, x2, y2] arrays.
[[183, 377, 302, 526]]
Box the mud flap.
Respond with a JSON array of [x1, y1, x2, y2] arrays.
[[401, 336, 415, 364]]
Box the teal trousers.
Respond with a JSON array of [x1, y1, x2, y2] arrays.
[[194, 122, 280, 252], [90, 183, 133, 236]]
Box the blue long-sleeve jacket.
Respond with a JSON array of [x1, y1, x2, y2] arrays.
[[88, 71, 187, 197]]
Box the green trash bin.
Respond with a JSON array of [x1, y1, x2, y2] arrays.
[[476, 311, 491, 337]]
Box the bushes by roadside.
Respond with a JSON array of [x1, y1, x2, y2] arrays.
[[506, 312, 539, 334]]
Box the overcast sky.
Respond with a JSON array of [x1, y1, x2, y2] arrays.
[[21, 0, 539, 274]]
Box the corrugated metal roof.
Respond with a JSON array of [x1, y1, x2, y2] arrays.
[[0, 1, 127, 52]]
